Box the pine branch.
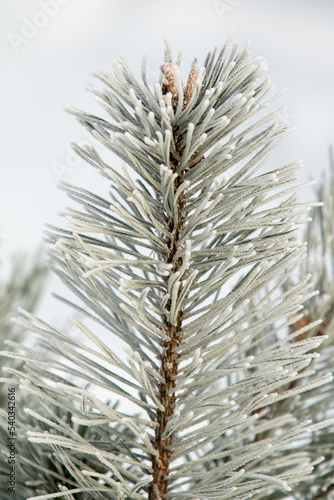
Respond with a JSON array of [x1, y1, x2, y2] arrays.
[[0, 250, 46, 347], [0, 252, 48, 498], [2, 36, 334, 499], [149, 64, 195, 497]]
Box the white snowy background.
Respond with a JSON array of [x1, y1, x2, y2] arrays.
[[1, 0, 334, 342]]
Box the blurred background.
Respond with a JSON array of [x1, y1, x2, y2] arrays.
[[1, 0, 334, 326]]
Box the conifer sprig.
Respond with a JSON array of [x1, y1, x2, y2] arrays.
[[2, 37, 333, 499]]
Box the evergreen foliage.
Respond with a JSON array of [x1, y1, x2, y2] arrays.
[[1, 37, 334, 499], [0, 252, 46, 352], [0, 252, 46, 495]]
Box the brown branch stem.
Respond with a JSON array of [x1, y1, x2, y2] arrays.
[[149, 147, 188, 498], [149, 62, 201, 498]]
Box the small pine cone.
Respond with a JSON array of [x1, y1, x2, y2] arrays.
[[160, 63, 180, 110], [159, 63, 198, 112], [183, 63, 198, 109]]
